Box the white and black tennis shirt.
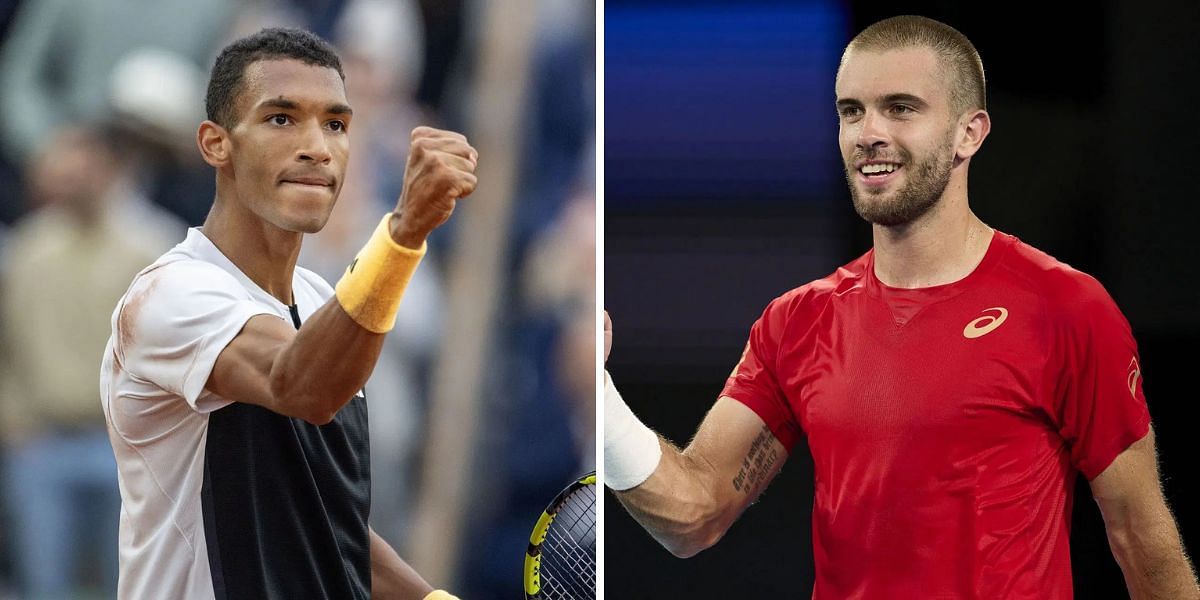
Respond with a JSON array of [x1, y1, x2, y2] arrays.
[[100, 228, 371, 599]]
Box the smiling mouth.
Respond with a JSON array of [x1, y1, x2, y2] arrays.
[[859, 163, 902, 178]]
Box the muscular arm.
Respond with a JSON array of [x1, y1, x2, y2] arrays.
[[1090, 427, 1199, 599], [369, 527, 435, 600], [205, 127, 476, 425], [613, 396, 787, 558], [206, 297, 385, 425]]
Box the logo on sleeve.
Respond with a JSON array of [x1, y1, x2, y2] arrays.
[[1127, 357, 1141, 398], [963, 307, 1008, 339]]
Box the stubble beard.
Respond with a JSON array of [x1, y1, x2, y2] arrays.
[[846, 134, 955, 228]]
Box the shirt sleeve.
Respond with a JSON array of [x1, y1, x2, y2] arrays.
[[114, 260, 278, 413], [721, 298, 802, 452], [1047, 276, 1151, 481]]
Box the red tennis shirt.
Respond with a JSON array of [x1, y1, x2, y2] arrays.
[[722, 230, 1150, 599]]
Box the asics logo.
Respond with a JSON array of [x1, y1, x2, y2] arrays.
[[1127, 357, 1141, 397], [963, 307, 1008, 339]]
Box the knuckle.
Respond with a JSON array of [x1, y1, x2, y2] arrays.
[[411, 137, 432, 155]]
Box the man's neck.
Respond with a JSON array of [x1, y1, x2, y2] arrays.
[[870, 185, 992, 289], [201, 193, 302, 305]]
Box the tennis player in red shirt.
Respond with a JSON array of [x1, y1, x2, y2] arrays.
[[603, 15, 1198, 599]]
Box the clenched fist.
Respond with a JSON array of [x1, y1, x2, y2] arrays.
[[389, 126, 478, 248]]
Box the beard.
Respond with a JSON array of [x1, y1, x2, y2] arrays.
[[846, 133, 955, 227]]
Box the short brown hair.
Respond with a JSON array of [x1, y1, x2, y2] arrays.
[[843, 15, 986, 114]]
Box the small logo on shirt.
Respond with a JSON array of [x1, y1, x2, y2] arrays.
[[1127, 357, 1141, 398], [963, 307, 1008, 339]]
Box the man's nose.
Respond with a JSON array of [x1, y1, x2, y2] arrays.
[[296, 122, 332, 163], [856, 110, 889, 150]]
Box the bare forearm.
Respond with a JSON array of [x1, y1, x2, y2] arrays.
[[614, 438, 732, 558], [608, 395, 786, 559], [370, 528, 434, 600], [1108, 508, 1199, 599], [270, 300, 385, 423]]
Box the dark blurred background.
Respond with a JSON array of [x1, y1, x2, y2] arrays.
[[605, 0, 1199, 597]]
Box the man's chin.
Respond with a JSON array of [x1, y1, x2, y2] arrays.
[[852, 196, 938, 228], [270, 210, 331, 235], [852, 196, 890, 221], [294, 212, 334, 234], [273, 197, 336, 234], [294, 221, 326, 235]]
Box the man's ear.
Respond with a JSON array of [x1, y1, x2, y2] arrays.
[[955, 109, 991, 162], [197, 120, 232, 168]]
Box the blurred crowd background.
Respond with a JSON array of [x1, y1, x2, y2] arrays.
[[606, 0, 1199, 598], [0, 0, 594, 598]]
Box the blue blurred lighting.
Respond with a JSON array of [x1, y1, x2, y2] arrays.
[[606, 2, 848, 205]]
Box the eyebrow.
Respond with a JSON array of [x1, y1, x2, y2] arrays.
[[835, 93, 930, 110], [257, 97, 353, 116], [881, 93, 928, 108]]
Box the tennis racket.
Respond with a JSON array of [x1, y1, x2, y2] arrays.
[[523, 472, 596, 600]]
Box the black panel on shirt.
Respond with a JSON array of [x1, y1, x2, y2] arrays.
[[201, 307, 372, 599]]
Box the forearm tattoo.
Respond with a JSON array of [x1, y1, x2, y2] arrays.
[[732, 425, 779, 494]]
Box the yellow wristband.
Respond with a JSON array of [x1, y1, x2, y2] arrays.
[[334, 214, 425, 333], [423, 591, 460, 600]]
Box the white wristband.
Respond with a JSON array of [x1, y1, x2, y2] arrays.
[[603, 370, 662, 491]]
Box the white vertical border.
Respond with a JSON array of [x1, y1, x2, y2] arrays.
[[593, 0, 606, 597]]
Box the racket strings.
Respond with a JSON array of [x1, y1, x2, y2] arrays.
[[538, 485, 596, 599], [542, 531, 594, 597], [542, 516, 594, 596]]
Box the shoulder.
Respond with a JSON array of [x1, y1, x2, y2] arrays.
[[115, 257, 252, 349], [1002, 235, 1115, 312], [761, 250, 871, 323], [126, 256, 248, 302], [999, 235, 1129, 341]]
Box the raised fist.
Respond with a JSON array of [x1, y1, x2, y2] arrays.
[[390, 126, 478, 248]]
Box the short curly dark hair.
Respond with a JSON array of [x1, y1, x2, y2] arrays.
[[205, 27, 344, 128]]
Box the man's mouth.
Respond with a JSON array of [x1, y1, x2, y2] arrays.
[[856, 162, 903, 186], [864, 162, 902, 175], [280, 176, 333, 188]]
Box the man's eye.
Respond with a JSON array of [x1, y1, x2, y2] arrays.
[[269, 114, 291, 126], [891, 105, 914, 115], [840, 106, 862, 118], [327, 120, 345, 132]]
